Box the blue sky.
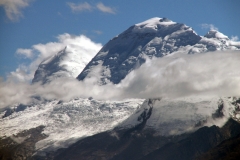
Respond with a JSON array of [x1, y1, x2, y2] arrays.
[[0, 0, 240, 81]]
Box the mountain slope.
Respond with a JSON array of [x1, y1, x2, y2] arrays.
[[40, 117, 240, 160]]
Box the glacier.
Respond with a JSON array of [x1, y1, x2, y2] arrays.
[[0, 98, 144, 152]]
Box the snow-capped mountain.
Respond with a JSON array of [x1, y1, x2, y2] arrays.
[[32, 45, 97, 84], [77, 17, 239, 85], [1, 17, 240, 160]]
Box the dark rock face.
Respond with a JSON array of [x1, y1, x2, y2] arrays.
[[0, 126, 47, 160], [32, 118, 240, 160], [2, 108, 14, 118], [2, 104, 28, 118], [50, 129, 182, 160], [197, 134, 240, 160], [212, 99, 224, 119]]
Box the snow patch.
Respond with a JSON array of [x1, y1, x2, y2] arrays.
[[133, 17, 176, 33]]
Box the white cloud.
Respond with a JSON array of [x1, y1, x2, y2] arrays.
[[9, 33, 102, 82], [16, 48, 34, 58], [231, 36, 239, 41], [201, 23, 218, 31], [67, 2, 116, 14], [67, 2, 92, 12], [0, 0, 32, 21], [8, 65, 33, 82], [96, 2, 116, 14]]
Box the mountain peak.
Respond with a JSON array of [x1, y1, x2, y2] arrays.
[[77, 17, 201, 84], [204, 30, 229, 40], [32, 45, 95, 84], [77, 17, 240, 85], [135, 17, 174, 26], [133, 17, 177, 33]]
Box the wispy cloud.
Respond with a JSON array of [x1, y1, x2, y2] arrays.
[[0, 0, 32, 21], [67, 2, 116, 14], [67, 2, 92, 12], [93, 30, 102, 35], [201, 23, 218, 31], [96, 2, 116, 14]]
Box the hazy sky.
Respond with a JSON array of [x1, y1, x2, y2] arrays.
[[0, 0, 240, 79]]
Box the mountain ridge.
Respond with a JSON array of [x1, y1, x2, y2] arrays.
[[77, 17, 201, 84]]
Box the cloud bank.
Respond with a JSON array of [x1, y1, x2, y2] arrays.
[[0, 0, 32, 21], [2, 50, 240, 109], [120, 51, 240, 99], [9, 33, 102, 82]]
